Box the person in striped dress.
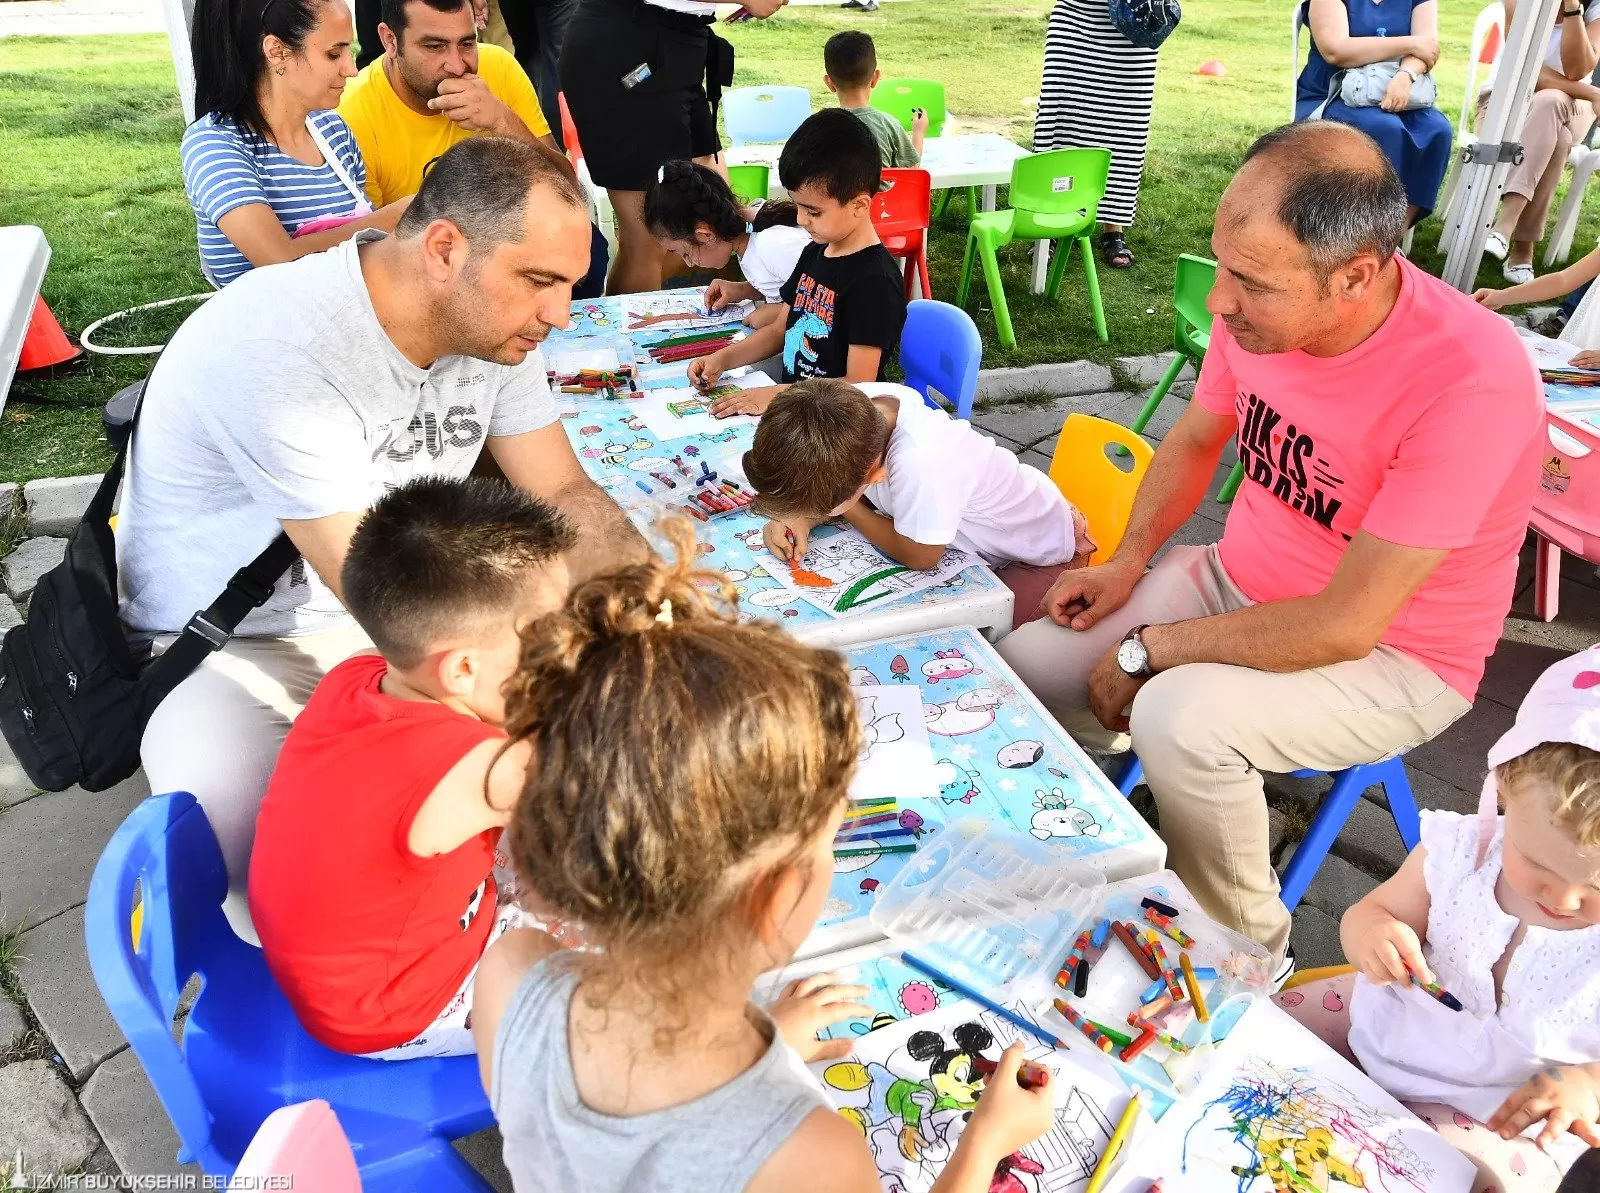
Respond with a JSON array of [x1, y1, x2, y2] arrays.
[[182, 0, 412, 287], [1032, 0, 1160, 269]]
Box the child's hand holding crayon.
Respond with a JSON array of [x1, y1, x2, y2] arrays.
[[687, 351, 728, 393], [1346, 909, 1434, 987], [704, 279, 758, 313], [1488, 1061, 1600, 1150], [762, 517, 814, 562], [768, 972, 874, 1062], [958, 1044, 1056, 1163]]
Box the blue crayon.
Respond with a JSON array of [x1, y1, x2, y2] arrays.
[[1192, 967, 1217, 981], [1140, 977, 1166, 1004], [635, 481, 653, 494], [1090, 918, 1112, 949]]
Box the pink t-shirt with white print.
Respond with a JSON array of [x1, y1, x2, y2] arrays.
[[1193, 254, 1544, 700]]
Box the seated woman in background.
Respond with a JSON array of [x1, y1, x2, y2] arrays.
[[1296, 0, 1450, 229], [181, 0, 410, 287]]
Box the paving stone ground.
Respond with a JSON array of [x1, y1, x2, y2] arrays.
[[0, 367, 1592, 1185]]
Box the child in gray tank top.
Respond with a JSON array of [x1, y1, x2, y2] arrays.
[[467, 523, 1056, 1193]]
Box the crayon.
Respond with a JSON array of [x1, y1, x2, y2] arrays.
[[1132, 994, 1171, 1022], [1073, 956, 1091, 997], [1087, 1019, 1134, 1049], [1090, 917, 1112, 949], [1119, 1023, 1158, 1063], [902, 954, 1070, 1053], [1162, 967, 1186, 1005], [1140, 977, 1166, 1004], [1141, 897, 1180, 917], [1086, 1091, 1143, 1193], [683, 505, 708, 522], [1146, 1182, 1165, 1193], [1113, 921, 1161, 979], [1146, 908, 1198, 951], [1180, 952, 1210, 1023], [1154, 1029, 1191, 1055], [833, 843, 918, 858], [1408, 968, 1464, 1012], [1053, 999, 1114, 1053], [971, 1055, 1051, 1089], [635, 481, 653, 494], [1192, 967, 1217, 981], [1054, 962, 1076, 990]]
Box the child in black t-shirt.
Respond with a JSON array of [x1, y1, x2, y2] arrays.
[[688, 109, 908, 418]]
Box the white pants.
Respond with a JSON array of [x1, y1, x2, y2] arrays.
[[139, 622, 373, 942]]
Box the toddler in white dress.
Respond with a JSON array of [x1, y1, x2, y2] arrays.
[[1277, 646, 1600, 1191]]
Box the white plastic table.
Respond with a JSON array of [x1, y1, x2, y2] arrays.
[[0, 226, 50, 416], [546, 289, 1015, 646], [725, 132, 1030, 211]]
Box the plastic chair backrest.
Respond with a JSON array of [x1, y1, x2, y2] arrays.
[[233, 1102, 361, 1193], [1046, 414, 1154, 564], [723, 86, 813, 147], [899, 300, 982, 419], [1461, 3, 1504, 135], [1172, 253, 1217, 355], [85, 791, 495, 1184], [869, 77, 947, 138], [1008, 148, 1111, 228], [872, 169, 932, 238], [558, 91, 583, 164], [725, 163, 770, 205]]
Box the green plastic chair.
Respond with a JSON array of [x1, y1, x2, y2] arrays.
[[956, 147, 1109, 349], [726, 163, 770, 205], [869, 77, 975, 220], [1127, 253, 1244, 503]]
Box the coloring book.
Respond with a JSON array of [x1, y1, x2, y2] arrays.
[[1140, 1003, 1475, 1193], [622, 291, 755, 332], [768, 522, 980, 618], [851, 686, 941, 803], [814, 997, 1133, 1193]]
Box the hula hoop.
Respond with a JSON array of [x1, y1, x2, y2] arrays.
[[79, 292, 215, 356]]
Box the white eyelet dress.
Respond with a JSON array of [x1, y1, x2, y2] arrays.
[[1347, 810, 1600, 1170]]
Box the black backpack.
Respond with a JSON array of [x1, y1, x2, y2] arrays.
[[0, 356, 298, 792]]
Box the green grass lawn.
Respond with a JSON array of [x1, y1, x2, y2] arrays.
[[0, 0, 1596, 483]]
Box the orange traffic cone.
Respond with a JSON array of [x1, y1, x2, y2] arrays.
[[16, 297, 84, 377]]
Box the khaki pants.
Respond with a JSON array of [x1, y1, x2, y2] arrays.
[[995, 546, 1470, 958], [1478, 88, 1595, 242], [140, 622, 374, 942]]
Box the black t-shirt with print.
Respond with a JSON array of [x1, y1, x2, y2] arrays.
[[778, 240, 907, 384]]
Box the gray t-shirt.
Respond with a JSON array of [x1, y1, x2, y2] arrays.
[[117, 231, 557, 637], [493, 952, 832, 1193], [847, 105, 921, 170]]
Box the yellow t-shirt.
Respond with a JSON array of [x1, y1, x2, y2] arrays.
[[337, 44, 552, 207]]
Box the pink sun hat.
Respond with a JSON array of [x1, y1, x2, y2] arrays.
[[1476, 645, 1600, 865]]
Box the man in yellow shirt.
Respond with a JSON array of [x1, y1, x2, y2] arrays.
[[340, 0, 607, 294]]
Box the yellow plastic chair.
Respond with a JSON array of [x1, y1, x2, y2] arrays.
[[1046, 414, 1154, 564], [1281, 964, 1353, 991]]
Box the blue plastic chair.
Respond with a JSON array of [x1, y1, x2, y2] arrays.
[[1114, 753, 1420, 911], [723, 86, 813, 147], [85, 792, 496, 1191], [900, 299, 983, 420]]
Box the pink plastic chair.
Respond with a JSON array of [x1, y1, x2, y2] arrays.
[[1532, 410, 1600, 621], [233, 1101, 361, 1193]]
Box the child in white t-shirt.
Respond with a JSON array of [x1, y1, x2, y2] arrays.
[[742, 378, 1094, 628], [1275, 647, 1600, 1191], [644, 160, 812, 328], [1475, 240, 1600, 362]]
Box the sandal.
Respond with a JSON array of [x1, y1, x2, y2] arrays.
[[1503, 261, 1536, 285], [1099, 231, 1134, 269], [1484, 230, 1510, 261]]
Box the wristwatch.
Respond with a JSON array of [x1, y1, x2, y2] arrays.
[[1564, 5, 1584, 16], [1397, 66, 1417, 82], [1116, 625, 1153, 679]]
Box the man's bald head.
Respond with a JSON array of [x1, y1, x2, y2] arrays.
[[1221, 122, 1407, 290]]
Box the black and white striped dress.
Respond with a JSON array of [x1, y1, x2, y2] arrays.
[[1033, 0, 1159, 228]]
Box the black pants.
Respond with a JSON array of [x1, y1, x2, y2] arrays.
[[499, 0, 580, 148]]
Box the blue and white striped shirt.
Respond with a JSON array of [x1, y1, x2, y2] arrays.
[[180, 110, 368, 287]]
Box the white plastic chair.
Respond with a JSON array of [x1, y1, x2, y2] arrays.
[[1440, 4, 1510, 236], [1545, 117, 1600, 265], [1293, 0, 1415, 252]]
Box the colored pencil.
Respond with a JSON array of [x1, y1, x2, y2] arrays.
[[834, 827, 917, 845], [1086, 1091, 1144, 1193], [838, 812, 898, 830], [900, 953, 1068, 1053], [833, 843, 917, 858]]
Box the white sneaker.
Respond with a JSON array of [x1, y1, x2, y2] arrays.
[[1503, 261, 1536, 285], [1484, 230, 1510, 260], [1272, 945, 1297, 992]]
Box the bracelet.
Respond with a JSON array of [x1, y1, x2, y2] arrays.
[[1398, 67, 1416, 82], [1564, 6, 1584, 16]]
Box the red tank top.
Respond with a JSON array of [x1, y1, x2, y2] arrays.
[[249, 654, 503, 1054]]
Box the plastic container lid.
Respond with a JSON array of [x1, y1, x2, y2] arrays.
[[869, 819, 1105, 993]]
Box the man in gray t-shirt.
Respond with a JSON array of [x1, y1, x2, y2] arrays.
[[121, 138, 641, 937]]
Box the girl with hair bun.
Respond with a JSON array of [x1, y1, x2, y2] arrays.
[[469, 520, 1054, 1192], [644, 160, 811, 330], [182, 0, 411, 286]]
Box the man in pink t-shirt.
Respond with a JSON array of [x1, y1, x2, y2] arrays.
[[998, 121, 1543, 964]]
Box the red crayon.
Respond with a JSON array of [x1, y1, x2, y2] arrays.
[[1119, 1023, 1158, 1062]]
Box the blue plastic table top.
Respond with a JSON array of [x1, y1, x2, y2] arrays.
[[802, 626, 1166, 957], [546, 290, 1012, 645]]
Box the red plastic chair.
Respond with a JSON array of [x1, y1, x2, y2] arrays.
[[872, 168, 932, 301], [1532, 410, 1600, 621], [558, 91, 583, 164]]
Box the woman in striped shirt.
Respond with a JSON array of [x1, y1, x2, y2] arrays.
[[182, 0, 412, 286]]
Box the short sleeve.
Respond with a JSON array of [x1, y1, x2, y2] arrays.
[[320, 112, 369, 198], [484, 46, 551, 139], [181, 121, 269, 227], [880, 427, 976, 548], [893, 124, 920, 169], [779, 246, 812, 307], [486, 348, 560, 438], [195, 340, 375, 521], [1192, 323, 1239, 416], [1419, 809, 1481, 894], [839, 263, 907, 355], [1360, 380, 1542, 550]]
